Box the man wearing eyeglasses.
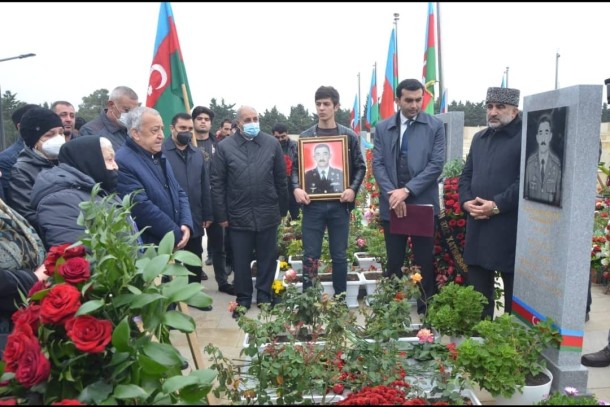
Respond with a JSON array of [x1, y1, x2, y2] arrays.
[[79, 86, 139, 150]]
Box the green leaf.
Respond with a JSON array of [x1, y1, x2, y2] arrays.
[[158, 232, 175, 255], [142, 342, 182, 366], [80, 380, 114, 404], [112, 317, 130, 352], [163, 310, 195, 332], [185, 291, 213, 309], [75, 299, 105, 316], [164, 282, 204, 303], [129, 293, 165, 309], [162, 263, 191, 277], [162, 375, 201, 393], [113, 384, 148, 400], [112, 293, 135, 308], [142, 254, 171, 282], [173, 249, 202, 267], [190, 368, 218, 384], [126, 285, 143, 295], [137, 354, 170, 375]]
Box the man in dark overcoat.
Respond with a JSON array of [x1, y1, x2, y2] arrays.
[[458, 87, 522, 319]]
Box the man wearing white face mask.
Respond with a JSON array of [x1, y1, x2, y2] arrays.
[[7, 107, 64, 232], [78, 86, 139, 151], [210, 105, 288, 318]]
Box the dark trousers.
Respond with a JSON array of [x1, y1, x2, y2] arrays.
[[302, 201, 350, 295], [288, 186, 301, 220], [183, 235, 204, 284], [230, 226, 278, 307], [206, 223, 230, 288], [382, 220, 436, 315], [467, 265, 514, 320]]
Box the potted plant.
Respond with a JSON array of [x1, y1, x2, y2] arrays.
[[425, 282, 488, 340], [537, 386, 605, 405], [451, 314, 562, 404]]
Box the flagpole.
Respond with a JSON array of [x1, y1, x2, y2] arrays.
[[358, 72, 363, 135], [394, 12, 399, 85], [555, 51, 560, 89], [182, 84, 196, 145], [436, 2, 443, 108]]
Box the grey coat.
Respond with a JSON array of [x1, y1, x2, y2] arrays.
[[458, 116, 522, 273], [372, 112, 445, 221]]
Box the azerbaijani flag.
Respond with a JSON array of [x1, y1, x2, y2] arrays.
[[439, 88, 448, 114], [421, 2, 437, 115], [379, 28, 398, 120], [365, 65, 379, 130], [146, 2, 193, 135], [350, 94, 360, 133]]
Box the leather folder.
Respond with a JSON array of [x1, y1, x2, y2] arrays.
[[389, 204, 434, 237]]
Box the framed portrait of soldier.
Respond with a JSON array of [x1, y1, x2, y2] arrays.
[[298, 136, 349, 200], [523, 106, 567, 207]]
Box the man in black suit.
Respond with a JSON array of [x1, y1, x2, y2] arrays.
[[304, 143, 344, 194]]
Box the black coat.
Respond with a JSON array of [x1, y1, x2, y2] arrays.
[[458, 116, 522, 273], [210, 131, 288, 231], [162, 139, 212, 238]]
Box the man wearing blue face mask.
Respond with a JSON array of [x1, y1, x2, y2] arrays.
[[79, 86, 139, 151], [210, 105, 288, 319], [8, 107, 64, 233]]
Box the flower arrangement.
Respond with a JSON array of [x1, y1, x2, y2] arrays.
[[591, 197, 610, 288], [358, 149, 379, 210], [434, 159, 467, 289], [0, 189, 216, 405], [537, 386, 607, 405]]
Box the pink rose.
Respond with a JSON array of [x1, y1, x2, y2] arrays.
[[284, 269, 298, 283]]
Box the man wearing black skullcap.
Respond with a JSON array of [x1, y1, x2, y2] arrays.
[[31, 135, 119, 249], [0, 104, 38, 199], [7, 107, 64, 231], [458, 86, 522, 320]]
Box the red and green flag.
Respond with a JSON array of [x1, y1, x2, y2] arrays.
[[365, 65, 379, 130], [421, 2, 437, 115], [146, 2, 193, 135], [380, 28, 398, 120]]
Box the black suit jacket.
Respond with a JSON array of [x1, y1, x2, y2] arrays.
[[304, 166, 344, 194]]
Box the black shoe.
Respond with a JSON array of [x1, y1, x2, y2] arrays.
[[205, 258, 213, 266], [201, 271, 208, 281], [219, 284, 235, 295], [581, 347, 610, 367], [585, 312, 590, 322], [189, 304, 213, 312]]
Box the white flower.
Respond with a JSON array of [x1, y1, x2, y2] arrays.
[[563, 386, 578, 396], [601, 258, 609, 267]]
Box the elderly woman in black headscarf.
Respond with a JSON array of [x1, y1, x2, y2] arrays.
[[30, 135, 119, 249]]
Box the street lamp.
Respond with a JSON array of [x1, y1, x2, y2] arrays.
[[0, 53, 36, 151]]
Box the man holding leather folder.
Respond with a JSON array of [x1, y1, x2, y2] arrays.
[[372, 78, 445, 317]]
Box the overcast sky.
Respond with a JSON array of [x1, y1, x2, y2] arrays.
[[1, 2, 608, 117]]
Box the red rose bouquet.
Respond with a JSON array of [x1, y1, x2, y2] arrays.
[[0, 189, 216, 405]]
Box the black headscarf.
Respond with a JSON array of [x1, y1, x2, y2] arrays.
[[58, 135, 116, 192]]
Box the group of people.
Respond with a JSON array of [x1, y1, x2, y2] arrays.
[[0, 79, 607, 368]]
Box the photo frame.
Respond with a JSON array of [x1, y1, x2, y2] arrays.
[[523, 106, 567, 207], [298, 136, 350, 201]]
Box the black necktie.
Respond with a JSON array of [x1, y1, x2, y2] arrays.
[[541, 159, 545, 184], [321, 170, 326, 181], [400, 120, 412, 153]]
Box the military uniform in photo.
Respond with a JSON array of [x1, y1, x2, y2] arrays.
[[524, 151, 561, 205], [304, 167, 343, 194]]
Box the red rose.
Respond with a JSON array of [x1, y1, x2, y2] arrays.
[[3, 325, 36, 372], [40, 284, 82, 325], [63, 245, 86, 259], [456, 233, 464, 240], [27, 280, 48, 298], [11, 304, 41, 333], [15, 346, 50, 388], [445, 199, 455, 207], [43, 244, 71, 276], [66, 315, 113, 353], [52, 401, 85, 406], [457, 219, 466, 227], [448, 219, 457, 227], [454, 275, 463, 284], [0, 399, 18, 405], [58, 257, 91, 284]]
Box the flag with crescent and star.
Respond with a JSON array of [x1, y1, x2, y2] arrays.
[[146, 2, 193, 135]]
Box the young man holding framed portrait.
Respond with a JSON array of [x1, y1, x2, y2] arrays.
[[291, 86, 366, 298]]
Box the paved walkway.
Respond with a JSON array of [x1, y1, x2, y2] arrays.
[[171, 258, 610, 404]]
